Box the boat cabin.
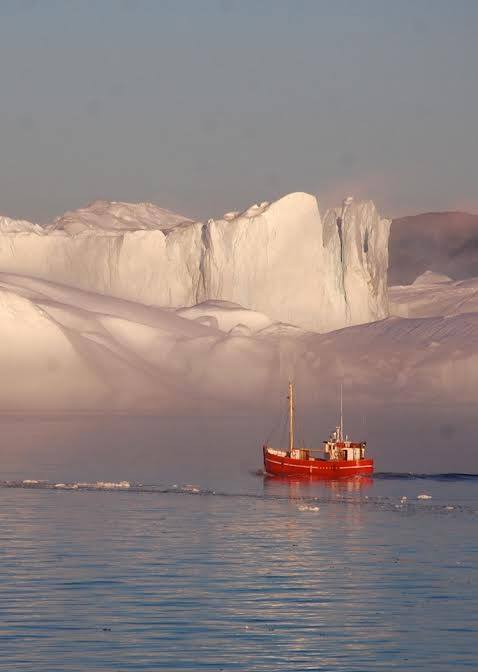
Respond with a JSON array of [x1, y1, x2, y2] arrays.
[[324, 426, 367, 461]]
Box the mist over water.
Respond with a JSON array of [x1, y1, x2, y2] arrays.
[[2, 401, 478, 485]]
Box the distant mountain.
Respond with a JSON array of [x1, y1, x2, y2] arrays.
[[389, 211, 478, 285]]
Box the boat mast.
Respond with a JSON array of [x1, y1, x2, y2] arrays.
[[288, 381, 295, 452], [340, 383, 343, 442]]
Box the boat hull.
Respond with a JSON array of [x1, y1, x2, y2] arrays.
[[263, 446, 373, 479]]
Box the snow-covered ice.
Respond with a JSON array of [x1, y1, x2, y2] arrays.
[[390, 272, 478, 319], [51, 200, 194, 234], [1, 192, 477, 412], [1, 264, 478, 410], [0, 192, 390, 332]]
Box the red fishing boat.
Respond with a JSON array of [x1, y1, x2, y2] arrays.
[[263, 382, 373, 479]]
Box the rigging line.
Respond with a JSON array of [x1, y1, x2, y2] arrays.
[[294, 388, 305, 449], [264, 394, 286, 444], [279, 405, 288, 447]]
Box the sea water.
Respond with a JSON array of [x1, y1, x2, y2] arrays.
[[0, 418, 477, 671]]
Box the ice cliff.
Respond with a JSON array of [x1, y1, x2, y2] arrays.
[[0, 193, 390, 332]]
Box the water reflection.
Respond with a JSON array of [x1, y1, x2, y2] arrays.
[[263, 473, 373, 496], [0, 477, 477, 670]]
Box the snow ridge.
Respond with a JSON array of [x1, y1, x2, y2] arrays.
[[50, 200, 194, 234]]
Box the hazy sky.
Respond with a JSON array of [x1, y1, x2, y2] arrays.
[[1, 0, 477, 223]]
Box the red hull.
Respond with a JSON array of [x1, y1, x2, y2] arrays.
[[263, 446, 373, 479]]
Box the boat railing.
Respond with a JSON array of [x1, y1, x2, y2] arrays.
[[266, 447, 288, 457]]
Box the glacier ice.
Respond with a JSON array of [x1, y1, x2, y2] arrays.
[[51, 199, 194, 234], [390, 273, 478, 318], [3, 193, 478, 413], [1, 271, 478, 411], [0, 192, 390, 332]]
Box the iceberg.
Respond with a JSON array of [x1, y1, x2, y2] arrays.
[[1, 269, 478, 411], [0, 192, 390, 332]]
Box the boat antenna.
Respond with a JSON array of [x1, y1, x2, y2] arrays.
[[288, 380, 295, 452], [340, 382, 343, 442]]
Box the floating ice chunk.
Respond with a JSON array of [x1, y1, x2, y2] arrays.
[[182, 484, 201, 493], [297, 504, 320, 512], [95, 481, 130, 489]]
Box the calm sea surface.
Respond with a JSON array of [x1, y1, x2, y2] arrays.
[[0, 418, 477, 671]]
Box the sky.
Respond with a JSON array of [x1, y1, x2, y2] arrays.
[[0, 0, 477, 223]]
